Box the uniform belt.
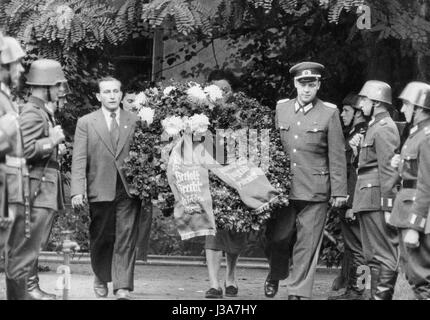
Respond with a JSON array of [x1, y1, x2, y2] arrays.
[[401, 180, 417, 189], [5, 155, 26, 168], [29, 161, 60, 171]]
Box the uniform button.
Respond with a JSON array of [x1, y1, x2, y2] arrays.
[[406, 156, 410, 160], [313, 128, 318, 132], [412, 197, 416, 201], [293, 163, 297, 166], [293, 149, 297, 153], [280, 126, 284, 129], [401, 160, 404, 163], [297, 121, 301, 126], [294, 135, 298, 139], [404, 145, 407, 149], [367, 183, 372, 187]]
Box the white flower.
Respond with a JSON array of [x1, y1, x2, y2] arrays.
[[138, 107, 154, 125], [161, 116, 185, 136], [163, 86, 176, 96], [204, 84, 224, 102], [189, 114, 210, 134], [133, 92, 148, 108], [186, 85, 208, 104]]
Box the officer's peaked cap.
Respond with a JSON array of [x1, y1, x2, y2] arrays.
[[289, 61, 324, 82]]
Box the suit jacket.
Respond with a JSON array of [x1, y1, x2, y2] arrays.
[[276, 98, 347, 202], [71, 108, 139, 202], [352, 111, 400, 213]]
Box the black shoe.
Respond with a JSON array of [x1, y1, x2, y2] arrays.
[[370, 266, 397, 300], [288, 295, 303, 300], [264, 279, 279, 298], [27, 286, 56, 300], [205, 287, 223, 299], [27, 275, 56, 300], [225, 282, 238, 297], [93, 276, 108, 298], [327, 289, 365, 300]]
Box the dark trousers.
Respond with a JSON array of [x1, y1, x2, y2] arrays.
[[89, 178, 140, 292], [6, 204, 53, 280], [358, 211, 399, 271], [400, 233, 430, 299], [264, 200, 328, 298], [339, 212, 365, 269]]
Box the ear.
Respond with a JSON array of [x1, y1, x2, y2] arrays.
[[316, 80, 321, 90], [119, 90, 123, 101], [96, 92, 101, 102], [293, 79, 299, 89]]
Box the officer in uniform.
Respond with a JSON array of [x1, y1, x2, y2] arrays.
[[0, 34, 29, 300], [264, 61, 347, 299], [17, 59, 68, 299], [351, 80, 400, 300], [389, 81, 430, 300], [328, 93, 368, 299]]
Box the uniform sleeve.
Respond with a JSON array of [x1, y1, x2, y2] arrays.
[[0, 128, 12, 158], [19, 108, 54, 161], [327, 109, 347, 197], [409, 138, 430, 232], [374, 124, 400, 212], [70, 117, 88, 197]]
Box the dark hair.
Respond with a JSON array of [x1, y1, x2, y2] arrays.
[[98, 76, 122, 91], [207, 69, 240, 91]]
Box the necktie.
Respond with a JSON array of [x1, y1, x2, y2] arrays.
[[110, 112, 119, 151]]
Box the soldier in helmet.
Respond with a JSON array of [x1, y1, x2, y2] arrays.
[[328, 93, 368, 300], [350, 80, 400, 300], [264, 61, 347, 300], [0, 33, 28, 300], [14, 58, 68, 300], [389, 81, 430, 300]]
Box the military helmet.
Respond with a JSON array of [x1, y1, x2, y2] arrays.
[[358, 80, 392, 105], [342, 93, 359, 108], [0, 35, 26, 65], [26, 59, 67, 86], [399, 81, 430, 110]]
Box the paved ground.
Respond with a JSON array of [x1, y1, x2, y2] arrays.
[[0, 261, 414, 300]]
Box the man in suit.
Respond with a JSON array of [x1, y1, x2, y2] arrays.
[[328, 93, 368, 299], [264, 61, 347, 300], [14, 59, 68, 300], [71, 76, 140, 300]]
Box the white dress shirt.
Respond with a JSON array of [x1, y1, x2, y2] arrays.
[[101, 106, 120, 131]]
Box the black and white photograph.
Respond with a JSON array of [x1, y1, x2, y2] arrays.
[[0, 0, 429, 307]]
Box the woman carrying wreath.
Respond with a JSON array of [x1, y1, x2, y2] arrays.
[[203, 69, 248, 299]]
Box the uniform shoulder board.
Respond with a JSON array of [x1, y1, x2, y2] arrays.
[[424, 126, 430, 136], [277, 98, 290, 104], [322, 101, 337, 109]]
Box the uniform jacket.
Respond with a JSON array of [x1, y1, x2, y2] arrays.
[[276, 98, 347, 202], [71, 108, 139, 202], [345, 121, 368, 208], [0, 89, 27, 208], [390, 119, 430, 233], [19, 96, 64, 211], [352, 111, 400, 213]]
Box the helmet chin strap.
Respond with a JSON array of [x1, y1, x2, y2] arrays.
[[409, 106, 417, 125]]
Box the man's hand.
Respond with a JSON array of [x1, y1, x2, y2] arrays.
[[345, 208, 356, 221], [71, 194, 86, 210], [402, 228, 420, 248], [0, 113, 19, 137], [331, 196, 348, 208], [49, 125, 65, 146], [390, 154, 401, 168], [0, 207, 15, 230]]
